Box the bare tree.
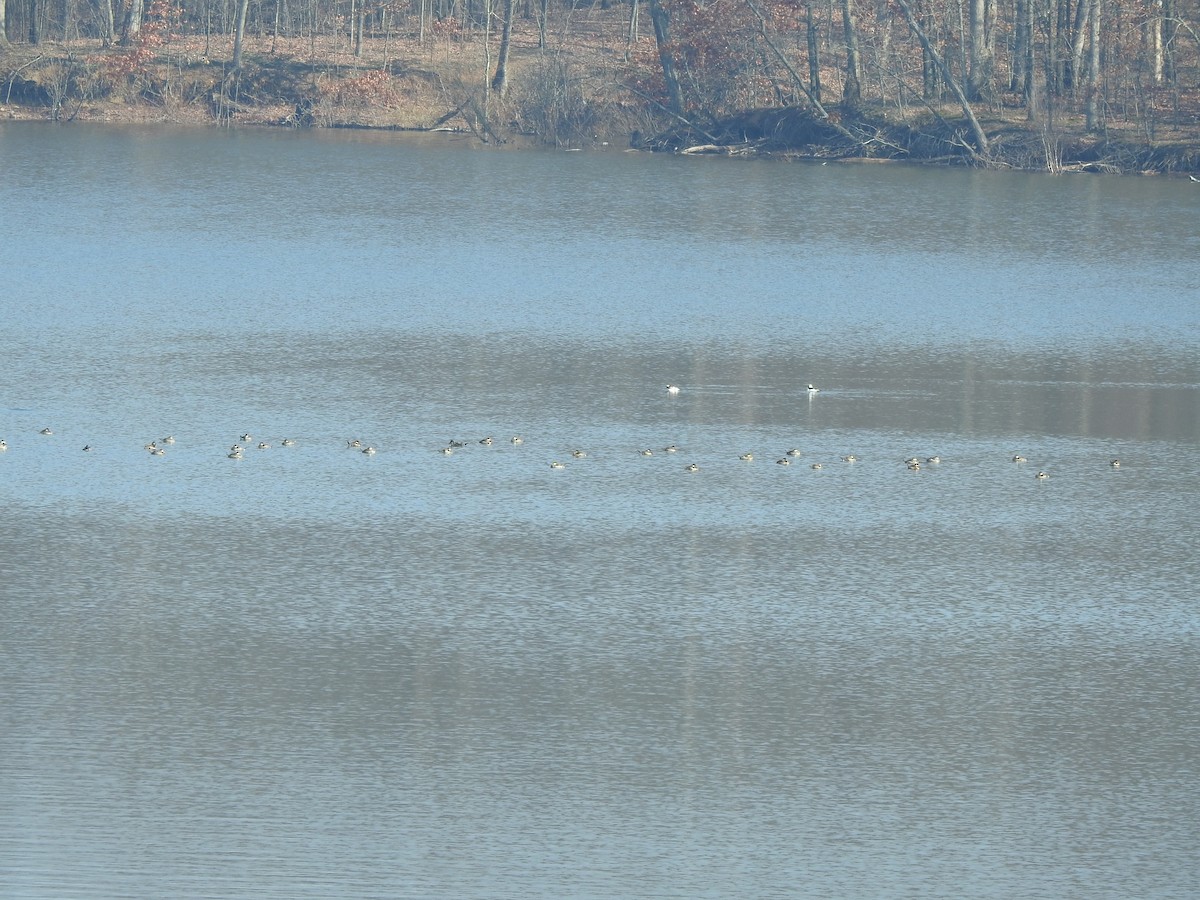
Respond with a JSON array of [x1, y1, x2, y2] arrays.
[[647, 0, 683, 116], [841, 0, 862, 106], [232, 0, 250, 69], [491, 0, 514, 96]]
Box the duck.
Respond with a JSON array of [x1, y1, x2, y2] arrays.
[[347, 439, 361, 448], [571, 449, 587, 458], [440, 446, 454, 455], [241, 433, 253, 443], [82, 444, 93, 452], [739, 453, 754, 461], [230, 444, 243, 452], [663, 444, 679, 453], [549, 461, 566, 469], [511, 436, 524, 445], [228, 448, 244, 459], [149, 446, 166, 456], [1110, 459, 1121, 468], [0, 440, 7, 451], [479, 437, 494, 445], [776, 458, 791, 466], [40, 427, 53, 435], [145, 441, 159, 451], [786, 448, 801, 457], [685, 463, 700, 472], [926, 456, 941, 464], [639, 449, 654, 457], [1012, 455, 1027, 463], [841, 454, 857, 463], [810, 462, 823, 469], [1036, 471, 1049, 479], [257, 442, 271, 450], [281, 438, 296, 447], [807, 383, 820, 394], [362, 446, 376, 455], [448, 440, 465, 448], [666, 384, 681, 395], [161, 435, 175, 444], [907, 461, 921, 471]]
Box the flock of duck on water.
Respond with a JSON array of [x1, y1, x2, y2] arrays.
[[1, 384, 1121, 479]]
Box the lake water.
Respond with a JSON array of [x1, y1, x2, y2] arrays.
[[2, 123, 1199, 898]]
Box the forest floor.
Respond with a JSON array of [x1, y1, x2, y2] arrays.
[[4, 8, 1200, 175]]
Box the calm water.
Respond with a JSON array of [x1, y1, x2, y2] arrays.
[[2, 123, 1199, 898]]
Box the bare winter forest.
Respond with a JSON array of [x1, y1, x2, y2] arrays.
[[3, 0, 1200, 172]]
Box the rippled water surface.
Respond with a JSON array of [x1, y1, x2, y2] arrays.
[[2, 123, 1199, 898]]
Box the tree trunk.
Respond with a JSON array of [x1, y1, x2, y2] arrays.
[[232, 0, 250, 70], [967, 0, 995, 101], [805, 2, 821, 103], [840, 0, 861, 107], [491, 0, 515, 96], [28, 0, 37, 43], [1085, 0, 1102, 130], [647, 0, 683, 116], [121, 0, 142, 45], [1069, 0, 1092, 94], [0, 0, 9, 47], [893, 0, 990, 160]]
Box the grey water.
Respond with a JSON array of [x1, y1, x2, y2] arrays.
[[2, 123, 1198, 898]]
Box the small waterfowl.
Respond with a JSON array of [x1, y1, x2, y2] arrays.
[[739, 453, 754, 461], [841, 455, 857, 463], [663, 444, 679, 453], [149, 446, 166, 456], [281, 438, 296, 447], [230, 444, 243, 452], [810, 462, 823, 470], [257, 442, 271, 450], [571, 449, 587, 458], [1036, 471, 1049, 479], [40, 428, 53, 435], [666, 384, 681, 395], [241, 433, 253, 443], [907, 461, 921, 471], [480, 437, 494, 445], [807, 383, 820, 395], [440, 446, 454, 455], [511, 436, 524, 445], [0, 440, 8, 451], [685, 463, 700, 472], [639, 449, 654, 457], [926, 456, 941, 464], [448, 440, 466, 448], [161, 435, 175, 445], [228, 448, 244, 459], [786, 448, 801, 457], [362, 446, 376, 455], [776, 458, 791, 466], [1012, 455, 1027, 463], [1110, 459, 1121, 468], [145, 442, 159, 451], [904, 457, 920, 466], [347, 439, 361, 448], [549, 461, 566, 469], [82, 445, 93, 452]]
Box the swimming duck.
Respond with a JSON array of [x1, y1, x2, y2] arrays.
[[149, 447, 166, 456], [241, 433, 253, 442], [40, 428, 53, 435], [786, 448, 801, 457], [257, 442, 271, 450], [1036, 471, 1049, 479], [663, 444, 679, 453], [1012, 455, 1027, 463], [448, 440, 465, 448], [228, 448, 244, 459], [480, 437, 494, 445], [1110, 459, 1120, 468], [82, 445, 93, 452], [907, 461, 921, 471], [347, 439, 361, 448], [161, 435, 175, 445], [904, 457, 920, 466], [571, 449, 587, 458], [511, 436, 524, 445], [685, 463, 700, 472], [776, 458, 791, 466], [440, 446, 454, 455], [666, 384, 681, 395], [841, 455, 857, 463], [0, 440, 7, 451], [739, 453, 754, 461], [639, 449, 654, 457], [549, 461, 566, 469], [810, 462, 823, 470], [281, 438, 296, 447], [807, 384, 820, 394], [926, 456, 941, 464], [362, 446, 376, 455], [145, 442, 159, 451]]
